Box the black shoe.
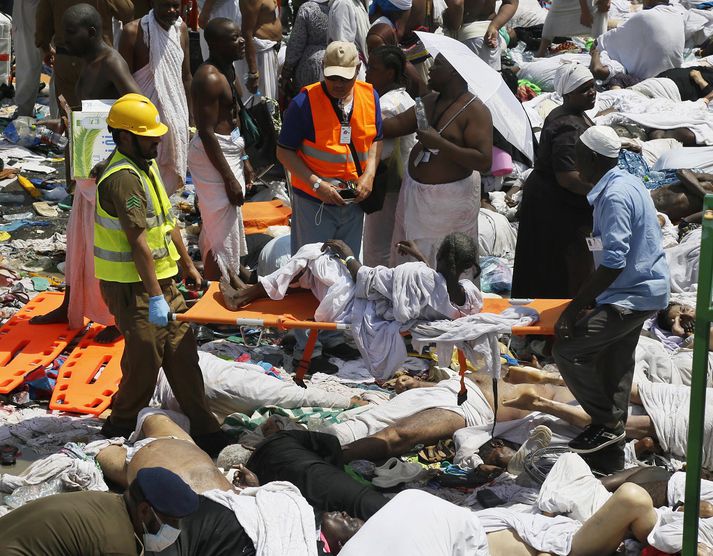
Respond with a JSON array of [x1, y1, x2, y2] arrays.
[[293, 355, 338, 374], [568, 423, 625, 454], [100, 419, 135, 439], [322, 343, 361, 361], [581, 440, 625, 475], [194, 430, 232, 458]]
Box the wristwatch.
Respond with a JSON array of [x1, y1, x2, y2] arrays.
[[312, 179, 323, 191]]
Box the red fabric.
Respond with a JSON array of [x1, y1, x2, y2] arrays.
[[641, 547, 675, 556]]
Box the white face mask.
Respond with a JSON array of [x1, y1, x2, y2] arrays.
[[142, 508, 181, 553]]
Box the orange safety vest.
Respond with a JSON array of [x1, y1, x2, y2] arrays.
[[292, 81, 378, 199]]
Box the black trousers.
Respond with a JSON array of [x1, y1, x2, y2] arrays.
[[553, 304, 653, 426], [247, 430, 388, 520]]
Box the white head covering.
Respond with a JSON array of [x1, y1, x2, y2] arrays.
[[389, 0, 413, 9], [580, 126, 622, 159], [553, 62, 594, 96]]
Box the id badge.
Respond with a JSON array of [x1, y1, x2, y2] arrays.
[[339, 125, 352, 144], [586, 235, 603, 251]]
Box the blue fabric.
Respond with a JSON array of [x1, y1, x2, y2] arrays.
[[586, 168, 670, 311], [617, 150, 679, 190], [369, 0, 402, 16], [277, 85, 384, 150], [290, 193, 365, 357]]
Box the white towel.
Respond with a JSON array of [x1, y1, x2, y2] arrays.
[[188, 133, 248, 280], [203, 482, 318, 556], [135, 11, 189, 195], [410, 307, 538, 380], [638, 381, 713, 470]]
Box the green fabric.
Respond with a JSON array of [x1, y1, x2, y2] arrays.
[[518, 79, 542, 94], [223, 405, 346, 433]]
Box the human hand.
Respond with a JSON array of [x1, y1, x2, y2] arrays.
[[580, 7, 593, 27], [232, 464, 260, 488], [246, 75, 259, 94], [355, 172, 373, 202], [182, 264, 204, 291], [484, 23, 499, 48], [315, 181, 346, 206], [350, 396, 369, 407], [43, 46, 56, 67], [416, 127, 444, 150], [672, 314, 695, 337], [148, 295, 171, 327], [396, 240, 427, 262], [243, 159, 255, 191], [321, 239, 354, 260], [555, 304, 579, 341], [224, 176, 244, 206]]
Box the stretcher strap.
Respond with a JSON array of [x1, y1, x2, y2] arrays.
[[294, 329, 319, 388], [457, 349, 468, 405]]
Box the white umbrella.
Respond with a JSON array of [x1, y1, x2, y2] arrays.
[[415, 31, 535, 163]]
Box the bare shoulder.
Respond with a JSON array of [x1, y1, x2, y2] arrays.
[[466, 95, 492, 122], [193, 65, 228, 93], [122, 19, 140, 37]]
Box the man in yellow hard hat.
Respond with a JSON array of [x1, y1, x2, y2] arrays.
[[94, 93, 227, 455]]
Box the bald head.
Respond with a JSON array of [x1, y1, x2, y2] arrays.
[[63, 3, 103, 32], [204, 17, 238, 47], [203, 18, 244, 62]]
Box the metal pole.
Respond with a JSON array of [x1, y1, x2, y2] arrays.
[[682, 196, 713, 555]]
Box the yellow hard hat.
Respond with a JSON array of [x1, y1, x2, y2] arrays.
[[107, 93, 168, 137]]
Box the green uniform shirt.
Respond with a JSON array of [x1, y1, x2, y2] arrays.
[[0, 491, 141, 556], [97, 167, 149, 231]]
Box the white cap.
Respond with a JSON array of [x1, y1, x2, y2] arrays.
[[580, 126, 622, 159]]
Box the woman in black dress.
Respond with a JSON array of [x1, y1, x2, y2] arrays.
[[512, 64, 598, 298]]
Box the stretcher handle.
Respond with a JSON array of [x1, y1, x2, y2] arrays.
[[168, 280, 211, 321]]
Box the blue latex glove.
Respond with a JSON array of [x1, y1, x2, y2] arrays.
[[148, 295, 170, 327]]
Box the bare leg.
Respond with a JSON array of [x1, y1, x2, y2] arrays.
[[486, 529, 552, 556], [505, 366, 566, 387], [203, 250, 222, 282], [96, 445, 129, 489], [502, 386, 592, 429], [30, 288, 69, 324], [341, 408, 466, 463], [141, 413, 194, 442], [536, 37, 552, 58], [219, 279, 266, 310], [570, 483, 658, 555]]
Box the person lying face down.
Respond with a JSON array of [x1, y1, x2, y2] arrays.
[[220, 232, 481, 311]]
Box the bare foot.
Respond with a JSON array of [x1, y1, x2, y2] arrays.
[[95, 325, 122, 344], [220, 278, 256, 310], [29, 306, 69, 325], [633, 436, 659, 459], [232, 464, 260, 488], [505, 365, 565, 386], [691, 69, 709, 90], [502, 386, 541, 411]]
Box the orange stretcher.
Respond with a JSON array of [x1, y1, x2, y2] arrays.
[[242, 200, 292, 235], [49, 325, 125, 416], [172, 283, 570, 387], [0, 292, 83, 394]]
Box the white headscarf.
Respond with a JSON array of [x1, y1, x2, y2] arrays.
[[580, 126, 622, 158], [553, 62, 594, 96]]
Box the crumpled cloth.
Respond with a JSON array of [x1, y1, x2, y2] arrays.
[[411, 307, 538, 380], [0, 442, 108, 494], [203, 482, 317, 556]]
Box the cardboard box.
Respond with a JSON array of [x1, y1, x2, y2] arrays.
[[69, 99, 116, 179]]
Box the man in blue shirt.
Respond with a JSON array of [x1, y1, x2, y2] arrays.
[[553, 126, 670, 472]]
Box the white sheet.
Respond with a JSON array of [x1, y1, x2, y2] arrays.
[[328, 0, 369, 58], [203, 483, 317, 556], [340, 489, 490, 555], [665, 227, 701, 293], [478, 208, 517, 258], [653, 147, 713, 172], [537, 452, 611, 522], [638, 381, 713, 469], [153, 352, 351, 422], [598, 4, 685, 79]]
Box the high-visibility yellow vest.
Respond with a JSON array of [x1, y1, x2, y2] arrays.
[[94, 150, 179, 283], [291, 81, 378, 199]]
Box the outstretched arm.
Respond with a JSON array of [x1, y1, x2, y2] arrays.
[[485, 0, 518, 48], [240, 0, 261, 94]]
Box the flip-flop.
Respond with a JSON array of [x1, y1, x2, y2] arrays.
[[372, 459, 425, 488]]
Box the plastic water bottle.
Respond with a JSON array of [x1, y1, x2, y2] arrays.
[[414, 97, 429, 131], [37, 126, 68, 149], [3, 119, 39, 147]]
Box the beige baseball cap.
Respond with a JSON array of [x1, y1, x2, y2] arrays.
[[323, 41, 359, 79]]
